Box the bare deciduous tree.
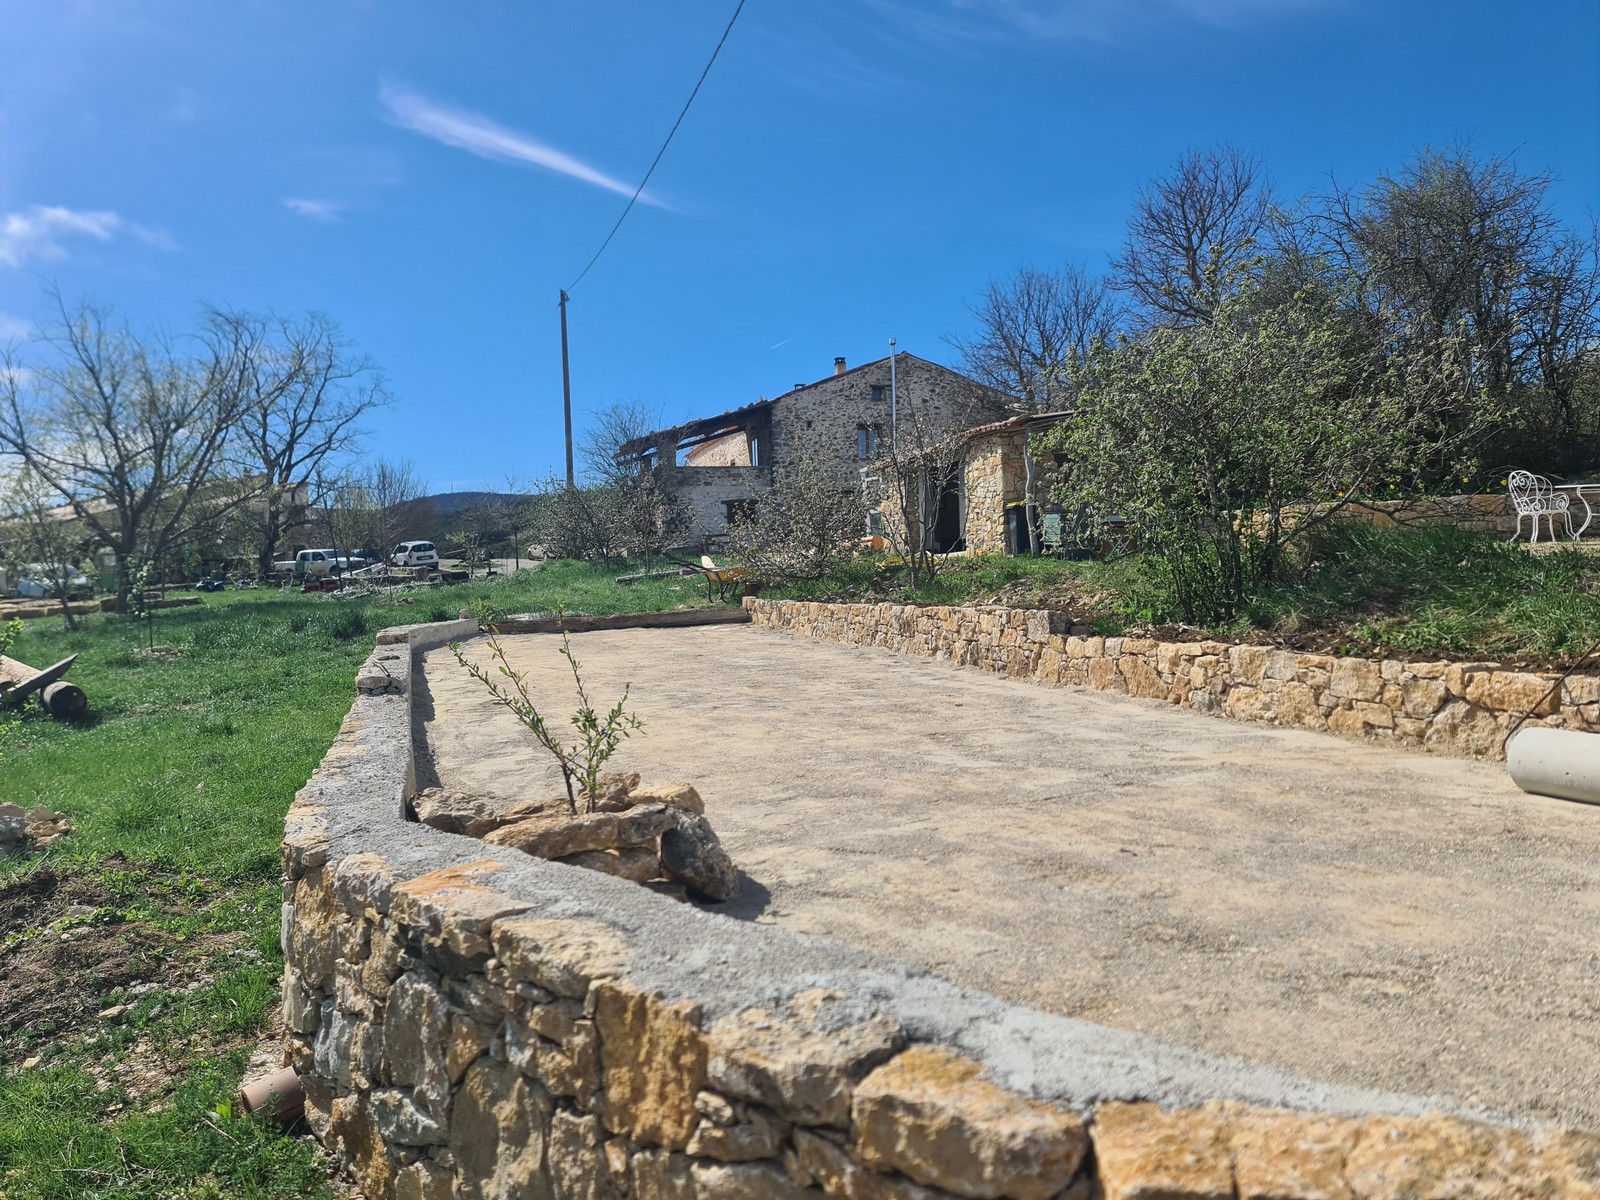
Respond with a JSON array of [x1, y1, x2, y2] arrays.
[[0, 298, 248, 606], [948, 264, 1123, 408], [1112, 145, 1274, 327], [207, 308, 387, 577]]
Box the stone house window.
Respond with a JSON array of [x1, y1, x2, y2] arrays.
[[724, 499, 758, 526], [856, 425, 881, 461]]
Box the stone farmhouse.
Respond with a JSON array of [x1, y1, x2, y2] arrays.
[[618, 352, 1017, 549]]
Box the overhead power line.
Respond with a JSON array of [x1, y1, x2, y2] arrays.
[[565, 0, 748, 292]]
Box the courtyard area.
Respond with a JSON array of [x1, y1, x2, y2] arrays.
[[419, 625, 1600, 1128]]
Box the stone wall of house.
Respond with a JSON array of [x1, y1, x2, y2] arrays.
[[657, 465, 770, 545], [744, 599, 1600, 757], [765, 355, 1012, 495], [281, 620, 1600, 1200], [961, 430, 1028, 555]]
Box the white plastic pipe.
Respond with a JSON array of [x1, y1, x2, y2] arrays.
[[1506, 727, 1600, 806]]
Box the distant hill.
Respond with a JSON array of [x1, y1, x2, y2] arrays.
[[419, 490, 526, 515]]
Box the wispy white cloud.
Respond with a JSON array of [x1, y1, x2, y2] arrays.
[[378, 83, 663, 207], [283, 197, 346, 222], [877, 0, 1330, 45], [0, 205, 173, 268], [1, 206, 119, 268]]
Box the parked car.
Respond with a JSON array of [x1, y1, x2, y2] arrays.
[[390, 541, 440, 569], [294, 549, 353, 577], [15, 564, 95, 601]]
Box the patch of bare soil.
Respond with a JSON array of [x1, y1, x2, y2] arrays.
[[0, 855, 252, 1067]]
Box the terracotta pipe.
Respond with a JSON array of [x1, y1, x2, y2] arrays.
[[40, 681, 88, 722], [238, 1066, 304, 1125]]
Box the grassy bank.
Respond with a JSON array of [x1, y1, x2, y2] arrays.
[[765, 526, 1600, 667], [0, 561, 727, 1199]]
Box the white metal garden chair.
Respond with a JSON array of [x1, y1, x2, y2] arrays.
[[1508, 470, 1574, 543]]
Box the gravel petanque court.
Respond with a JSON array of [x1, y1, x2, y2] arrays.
[[418, 623, 1600, 1127]]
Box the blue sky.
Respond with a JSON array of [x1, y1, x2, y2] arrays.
[[2, 0, 1596, 493]]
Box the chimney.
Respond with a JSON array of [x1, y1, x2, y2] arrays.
[[834, 356, 847, 376]]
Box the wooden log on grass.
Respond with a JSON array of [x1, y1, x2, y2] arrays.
[[0, 654, 88, 721]]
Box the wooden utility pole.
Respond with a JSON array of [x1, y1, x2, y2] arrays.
[[559, 289, 575, 488]]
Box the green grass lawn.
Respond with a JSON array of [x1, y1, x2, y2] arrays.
[[767, 526, 1600, 667], [0, 561, 727, 1200]]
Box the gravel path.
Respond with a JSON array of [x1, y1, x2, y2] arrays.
[[418, 625, 1600, 1127]]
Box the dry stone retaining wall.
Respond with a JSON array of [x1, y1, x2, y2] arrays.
[[281, 619, 1600, 1199], [744, 599, 1600, 758]]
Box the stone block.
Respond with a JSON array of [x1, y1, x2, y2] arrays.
[[1341, 1115, 1544, 1200], [288, 866, 339, 988], [1466, 670, 1558, 716], [685, 1103, 789, 1162], [1401, 678, 1447, 719], [329, 1094, 395, 1199], [549, 1108, 621, 1200], [1119, 656, 1168, 700], [851, 1046, 1087, 1200], [451, 1058, 553, 1200], [1231, 645, 1269, 685], [370, 1087, 448, 1147], [631, 1148, 696, 1200], [1225, 1106, 1358, 1200], [707, 989, 902, 1128], [333, 852, 399, 917], [626, 783, 705, 814], [1275, 682, 1324, 729], [691, 1160, 820, 1200], [1087, 658, 1120, 691], [1092, 1102, 1232, 1200], [595, 981, 708, 1149], [389, 861, 532, 959], [492, 917, 630, 998], [1328, 658, 1382, 702], [1424, 701, 1506, 758]]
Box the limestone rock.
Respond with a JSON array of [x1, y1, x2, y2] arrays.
[[549, 1108, 621, 1200], [383, 972, 451, 1108], [451, 1057, 552, 1200], [594, 771, 642, 811], [1424, 700, 1505, 757], [556, 846, 661, 883], [329, 1094, 395, 1199], [789, 1127, 964, 1200], [691, 1159, 820, 1200], [0, 803, 27, 855], [626, 782, 705, 814], [707, 989, 903, 1127], [1092, 1102, 1232, 1200], [595, 980, 708, 1149], [852, 1046, 1087, 1200], [369, 1087, 448, 1147], [394, 1159, 453, 1200], [1341, 1114, 1553, 1200], [1225, 1105, 1359, 1200], [492, 916, 631, 998], [630, 1148, 696, 1200], [0, 802, 72, 856], [659, 812, 739, 902], [412, 787, 557, 838], [685, 1102, 790, 1163], [485, 805, 677, 860]]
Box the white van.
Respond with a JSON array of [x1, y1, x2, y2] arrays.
[[391, 541, 439, 568]]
